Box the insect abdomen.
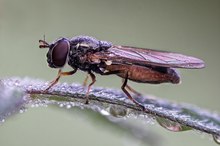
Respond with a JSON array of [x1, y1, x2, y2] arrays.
[[105, 64, 180, 84]]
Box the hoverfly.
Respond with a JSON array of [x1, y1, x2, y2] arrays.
[[39, 36, 205, 109]]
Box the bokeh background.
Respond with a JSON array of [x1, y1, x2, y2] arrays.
[[0, 0, 220, 146]]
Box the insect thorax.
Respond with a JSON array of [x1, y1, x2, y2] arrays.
[[68, 36, 112, 71]]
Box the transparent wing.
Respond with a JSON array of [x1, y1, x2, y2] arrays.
[[93, 46, 205, 69]]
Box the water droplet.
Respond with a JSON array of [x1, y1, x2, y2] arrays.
[[156, 117, 192, 132], [19, 107, 27, 113], [70, 102, 75, 107], [14, 81, 19, 86], [27, 85, 32, 90], [66, 104, 71, 109], [108, 105, 127, 118], [59, 103, 64, 107], [213, 135, 220, 144], [100, 109, 110, 116], [1, 119, 5, 123]]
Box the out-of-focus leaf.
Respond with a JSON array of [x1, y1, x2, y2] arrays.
[[0, 82, 26, 122]]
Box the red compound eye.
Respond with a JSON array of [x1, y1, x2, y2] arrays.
[[51, 39, 69, 67]]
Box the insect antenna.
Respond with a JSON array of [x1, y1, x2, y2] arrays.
[[39, 35, 50, 48]]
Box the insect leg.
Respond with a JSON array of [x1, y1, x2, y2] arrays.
[[123, 80, 142, 96], [45, 68, 78, 91], [83, 74, 89, 87], [121, 72, 144, 110], [85, 71, 96, 104]]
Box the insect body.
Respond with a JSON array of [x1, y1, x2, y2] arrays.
[[39, 36, 205, 108]]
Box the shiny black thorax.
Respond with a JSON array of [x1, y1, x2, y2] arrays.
[[68, 36, 112, 73]]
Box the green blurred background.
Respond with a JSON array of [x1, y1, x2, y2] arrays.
[[0, 0, 220, 146]]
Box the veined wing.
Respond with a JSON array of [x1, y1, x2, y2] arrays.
[[94, 46, 205, 69]]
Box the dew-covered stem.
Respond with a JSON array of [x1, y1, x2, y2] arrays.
[[1, 77, 220, 140]]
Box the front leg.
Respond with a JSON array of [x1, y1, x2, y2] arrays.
[[46, 68, 78, 91]]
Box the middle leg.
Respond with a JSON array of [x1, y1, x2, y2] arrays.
[[85, 71, 96, 104]]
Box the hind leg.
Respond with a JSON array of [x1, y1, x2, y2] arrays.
[[121, 72, 145, 110]]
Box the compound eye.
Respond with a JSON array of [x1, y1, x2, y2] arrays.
[[51, 40, 69, 67]]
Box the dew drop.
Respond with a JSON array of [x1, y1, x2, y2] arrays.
[[1, 119, 5, 123], [14, 81, 19, 86], [108, 105, 127, 118], [156, 117, 192, 132], [19, 107, 27, 113], [100, 109, 110, 116], [70, 102, 75, 107], [27, 85, 33, 90], [59, 103, 64, 107], [66, 104, 71, 109], [213, 135, 220, 145]]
